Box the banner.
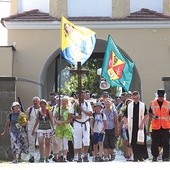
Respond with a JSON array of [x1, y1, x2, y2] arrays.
[[61, 16, 96, 66], [101, 35, 134, 92]]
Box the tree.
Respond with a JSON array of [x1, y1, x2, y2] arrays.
[[61, 58, 117, 98]]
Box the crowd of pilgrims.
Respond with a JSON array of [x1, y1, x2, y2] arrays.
[[1, 89, 168, 163]]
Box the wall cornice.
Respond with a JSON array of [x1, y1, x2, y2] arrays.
[[4, 21, 170, 30]]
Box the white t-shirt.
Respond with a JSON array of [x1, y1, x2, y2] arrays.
[[27, 106, 40, 131], [69, 101, 93, 122], [93, 113, 107, 133]]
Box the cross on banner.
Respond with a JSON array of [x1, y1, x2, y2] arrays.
[[70, 61, 89, 112]]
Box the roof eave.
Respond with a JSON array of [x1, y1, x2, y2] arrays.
[[3, 20, 170, 30]]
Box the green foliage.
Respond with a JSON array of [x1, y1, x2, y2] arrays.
[[61, 58, 117, 98]]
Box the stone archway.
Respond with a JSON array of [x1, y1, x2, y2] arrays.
[[40, 38, 141, 100]]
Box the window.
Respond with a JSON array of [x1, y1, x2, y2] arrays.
[[0, 0, 10, 45], [18, 0, 49, 13], [130, 0, 163, 13], [68, 0, 112, 17]]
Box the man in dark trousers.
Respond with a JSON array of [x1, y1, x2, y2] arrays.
[[124, 91, 149, 162], [149, 89, 170, 162]]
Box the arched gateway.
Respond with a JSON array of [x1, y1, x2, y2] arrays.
[[40, 39, 141, 100]]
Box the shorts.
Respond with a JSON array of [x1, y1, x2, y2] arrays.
[[93, 132, 105, 145]]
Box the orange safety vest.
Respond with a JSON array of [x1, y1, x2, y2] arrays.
[[150, 100, 170, 130]]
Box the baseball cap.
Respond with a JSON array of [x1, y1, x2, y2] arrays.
[[40, 99, 48, 105], [12, 102, 20, 107], [102, 91, 109, 96]]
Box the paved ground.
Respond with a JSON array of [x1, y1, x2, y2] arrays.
[[20, 148, 128, 163], [0, 154, 169, 170], [19, 146, 153, 163], [0, 147, 168, 170]]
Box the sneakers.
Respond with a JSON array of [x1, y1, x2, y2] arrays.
[[152, 157, 157, 162], [98, 157, 103, 162], [63, 158, 67, 162], [104, 157, 109, 162], [109, 154, 115, 161], [77, 157, 82, 162], [126, 156, 133, 161], [163, 158, 169, 162], [45, 158, 50, 163], [12, 159, 18, 163], [83, 156, 89, 162], [94, 157, 99, 162], [52, 157, 58, 162], [58, 156, 63, 162], [48, 154, 53, 159], [29, 156, 34, 163], [94, 156, 103, 162], [38, 158, 44, 163], [92, 157, 96, 162], [74, 155, 78, 162]]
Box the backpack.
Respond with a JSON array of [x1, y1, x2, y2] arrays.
[[92, 112, 104, 122], [26, 106, 33, 120], [29, 106, 33, 116]]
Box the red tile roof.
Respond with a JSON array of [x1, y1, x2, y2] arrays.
[[125, 8, 170, 21], [1, 8, 170, 22], [2, 9, 56, 22]]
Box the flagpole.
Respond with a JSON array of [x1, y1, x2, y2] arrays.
[[77, 61, 82, 115], [57, 51, 62, 120]]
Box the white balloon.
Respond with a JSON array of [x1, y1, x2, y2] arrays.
[[97, 68, 102, 75]]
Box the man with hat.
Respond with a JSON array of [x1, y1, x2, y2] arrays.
[[149, 89, 170, 162]]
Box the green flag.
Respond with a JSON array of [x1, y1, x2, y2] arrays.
[[101, 35, 134, 92]]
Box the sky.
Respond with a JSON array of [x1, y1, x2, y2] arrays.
[[0, 0, 10, 45]]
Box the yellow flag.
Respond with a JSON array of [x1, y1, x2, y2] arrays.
[[61, 16, 96, 66]]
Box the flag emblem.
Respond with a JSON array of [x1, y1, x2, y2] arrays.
[[101, 35, 134, 92], [108, 51, 125, 80]]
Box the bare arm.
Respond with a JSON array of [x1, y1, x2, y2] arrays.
[[32, 116, 39, 135], [1, 120, 10, 136], [101, 120, 107, 133], [48, 110, 54, 130], [90, 118, 94, 135], [62, 113, 72, 124]]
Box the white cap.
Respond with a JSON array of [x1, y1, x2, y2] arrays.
[[40, 99, 47, 105], [11, 102, 20, 108]]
